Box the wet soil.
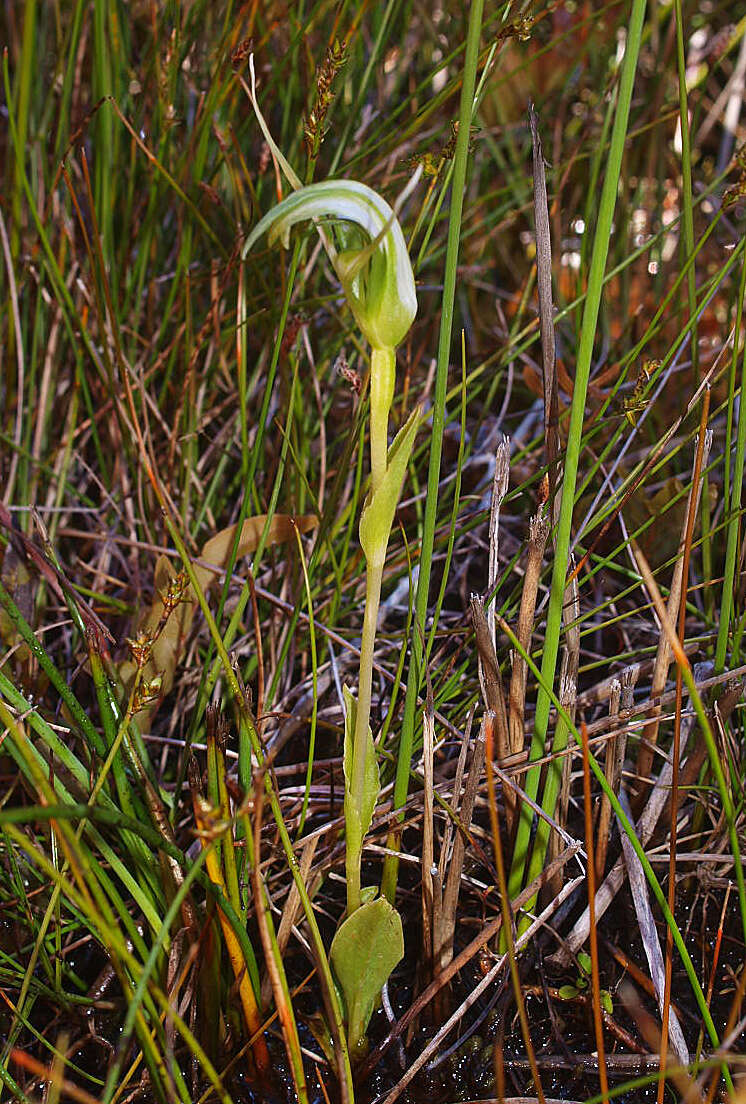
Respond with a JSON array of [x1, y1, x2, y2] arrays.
[[15, 870, 743, 1104]]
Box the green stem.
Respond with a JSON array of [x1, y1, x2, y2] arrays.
[[507, 0, 647, 912], [346, 344, 394, 913], [369, 347, 395, 489], [347, 559, 384, 916]]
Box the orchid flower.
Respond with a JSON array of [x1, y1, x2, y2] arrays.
[[242, 70, 420, 1054], [242, 173, 420, 907]]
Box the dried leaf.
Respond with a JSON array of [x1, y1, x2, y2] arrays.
[[618, 791, 689, 1066], [120, 514, 316, 723]]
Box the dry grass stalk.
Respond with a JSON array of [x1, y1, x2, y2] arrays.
[[659, 422, 712, 1100], [529, 103, 559, 493], [379, 872, 582, 1104], [359, 843, 581, 1085], [616, 793, 689, 1067], [665, 674, 743, 826], [579, 660, 744, 743], [580, 721, 609, 1104], [427, 863, 444, 1024], [421, 693, 436, 975], [526, 111, 577, 868], [471, 594, 511, 825], [485, 713, 548, 1104], [487, 438, 511, 656], [438, 717, 485, 973], [595, 678, 622, 882], [508, 512, 550, 756], [576, 657, 648, 708], [550, 705, 696, 968], [703, 957, 746, 1104], [527, 100, 572, 894], [437, 705, 475, 891], [619, 984, 702, 1104], [634, 432, 712, 805], [471, 594, 509, 752], [413, 707, 486, 1025]]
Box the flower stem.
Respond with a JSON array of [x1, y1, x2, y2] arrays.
[[369, 347, 395, 491], [346, 558, 384, 916], [346, 346, 396, 915]]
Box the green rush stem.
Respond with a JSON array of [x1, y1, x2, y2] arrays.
[[508, 0, 647, 914], [294, 523, 318, 839], [174, 245, 301, 810], [247, 758, 354, 1096], [347, 559, 384, 916], [0, 578, 106, 759]]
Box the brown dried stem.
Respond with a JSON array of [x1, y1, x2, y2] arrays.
[[421, 693, 436, 974], [508, 512, 550, 756], [659, 407, 712, 1102], [580, 721, 609, 1104], [594, 679, 624, 883], [472, 594, 512, 825], [439, 717, 486, 973], [485, 712, 547, 1104], [635, 429, 712, 805], [529, 104, 559, 492]]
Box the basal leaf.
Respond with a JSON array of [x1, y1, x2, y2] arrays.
[[577, 951, 592, 977], [330, 897, 404, 1057]]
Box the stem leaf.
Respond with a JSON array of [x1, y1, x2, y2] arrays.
[[342, 685, 380, 869], [359, 405, 420, 568]]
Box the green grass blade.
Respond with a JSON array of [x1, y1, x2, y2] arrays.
[[508, 0, 649, 906]]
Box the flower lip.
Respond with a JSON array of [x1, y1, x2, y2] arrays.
[[242, 178, 417, 351]]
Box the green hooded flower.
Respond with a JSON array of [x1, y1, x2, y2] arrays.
[[242, 178, 417, 352]]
